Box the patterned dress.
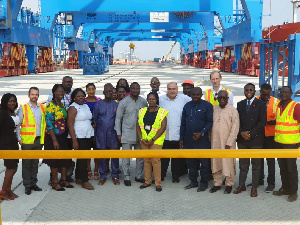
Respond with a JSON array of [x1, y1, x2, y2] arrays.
[[43, 102, 72, 168]]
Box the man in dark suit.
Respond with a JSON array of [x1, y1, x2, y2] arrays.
[[233, 83, 267, 197]]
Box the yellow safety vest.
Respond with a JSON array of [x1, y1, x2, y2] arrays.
[[138, 107, 169, 146], [205, 87, 231, 106], [274, 101, 300, 144], [20, 103, 46, 144]]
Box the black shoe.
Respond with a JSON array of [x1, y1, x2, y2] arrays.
[[31, 185, 42, 191], [265, 185, 275, 193], [197, 186, 208, 192], [135, 177, 145, 183], [156, 186, 162, 192], [184, 183, 198, 190], [161, 176, 165, 181], [25, 187, 32, 195], [209, 186, 221, 193], [139, 184, 151, 189], [172, 176, 180, 183], [124, 180, 131, 186], [224, 186, 232, 194]]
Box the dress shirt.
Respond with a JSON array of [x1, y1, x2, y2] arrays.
[[114, 96, 148, 144], [204, 85, 234, 106], [16, 102, 43, 141], [247, 96, 256, 109], [159, 94, 191, 141], [143, 90, 166, 99], [47, 91, 72, 108]]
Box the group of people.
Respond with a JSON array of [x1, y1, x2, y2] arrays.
[[0, 72, 299, 203]]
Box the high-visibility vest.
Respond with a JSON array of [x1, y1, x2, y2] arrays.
[[20, 103, 46, 144], [256, 96, 280, 136], [205, 87, 231, 106], [138, 107, 169, 146], [274, 101, 300, 144]]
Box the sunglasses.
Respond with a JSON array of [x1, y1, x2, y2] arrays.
[[244, 89, 254, 92], [151, 82, 159, 85]]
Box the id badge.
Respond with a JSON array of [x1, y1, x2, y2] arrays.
[[145, 125, 151, 131]]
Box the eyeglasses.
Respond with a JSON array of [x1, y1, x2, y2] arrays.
[[244, 89, 254, 92]]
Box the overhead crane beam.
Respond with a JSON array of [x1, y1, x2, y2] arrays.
[[41, 0, 232, 28]]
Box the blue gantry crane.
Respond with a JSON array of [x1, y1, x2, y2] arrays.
[[0, 0, 298, 101]]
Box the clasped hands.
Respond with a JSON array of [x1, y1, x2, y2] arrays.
[[241, 131, 251, 141]]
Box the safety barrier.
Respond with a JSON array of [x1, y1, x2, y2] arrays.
[[0, 149, 300, 159], [0, 148, 299, 224]]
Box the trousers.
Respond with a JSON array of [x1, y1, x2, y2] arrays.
[[141, 142, 162, 186], [259, 136, 276, 186], [237, 142, 262, 188], [98, 148, 119, 179], [276, 142, 299, 194], [74, 138, 91, 184], [122, 143, 144, 180], [22, 137, 42, 188], [161, 140, 187, 179], [186, 158, 210, 188]]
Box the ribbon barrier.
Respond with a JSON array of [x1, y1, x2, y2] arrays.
[[0, 149, 300, 159]]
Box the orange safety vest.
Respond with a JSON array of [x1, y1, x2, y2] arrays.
[[274, 101, 300, 144], [20, 103, 46, 144], [205, 87, 231, 106], [256, 96, 280, 136]]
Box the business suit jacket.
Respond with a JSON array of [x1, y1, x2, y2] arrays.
[[237, 98, 267, 147]]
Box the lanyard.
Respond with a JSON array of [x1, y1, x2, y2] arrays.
[[64, 94, 71, 103]]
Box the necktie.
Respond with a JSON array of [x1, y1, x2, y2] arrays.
[[247, 100, 251, 111]]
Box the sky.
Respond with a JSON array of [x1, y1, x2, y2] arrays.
[[22, 0, 299, 60]]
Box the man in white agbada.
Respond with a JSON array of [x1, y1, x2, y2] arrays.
[[210, 90, 240, 194]]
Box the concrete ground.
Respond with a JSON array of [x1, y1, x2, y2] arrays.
[[0, 64, 299, 225]]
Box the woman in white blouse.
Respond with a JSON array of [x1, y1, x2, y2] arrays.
[[67, 88, 94, 190]]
